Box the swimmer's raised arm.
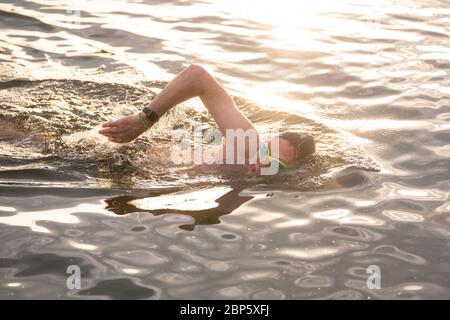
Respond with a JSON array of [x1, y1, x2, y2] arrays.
[[99, 64, 256, 143]]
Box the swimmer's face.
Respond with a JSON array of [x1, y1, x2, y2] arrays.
[[248, 136, 299, 175], [268, 137, 299, 165]]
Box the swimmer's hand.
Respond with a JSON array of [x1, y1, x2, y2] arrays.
[[98, 113, 151, 143]]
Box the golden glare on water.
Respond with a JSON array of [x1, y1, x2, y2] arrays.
[[218, 0, 325, 27]]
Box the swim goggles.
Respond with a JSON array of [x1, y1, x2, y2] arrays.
[[259, 142, 288, 171]]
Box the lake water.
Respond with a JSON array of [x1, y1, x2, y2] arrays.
[[0, 0, 449, 299]]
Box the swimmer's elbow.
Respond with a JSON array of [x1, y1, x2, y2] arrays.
[[186, 64, 208, 78]]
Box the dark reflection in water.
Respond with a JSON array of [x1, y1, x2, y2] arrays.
[[78, 278, 156, 300], [105, 187, 253, 230], [0, 253, 93, 278]]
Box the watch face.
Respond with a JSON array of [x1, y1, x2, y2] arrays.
[[143, 107, 159, 122]]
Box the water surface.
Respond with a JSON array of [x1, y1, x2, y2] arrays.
[[0, 0, 449, 299]]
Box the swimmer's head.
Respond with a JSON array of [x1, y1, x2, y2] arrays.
[[268, 132, 316, 166]]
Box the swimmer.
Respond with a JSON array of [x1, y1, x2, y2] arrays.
[[98, 64, 315, 174]]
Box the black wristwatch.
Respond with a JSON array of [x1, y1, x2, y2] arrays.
[[142, 106, 159, 123]]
